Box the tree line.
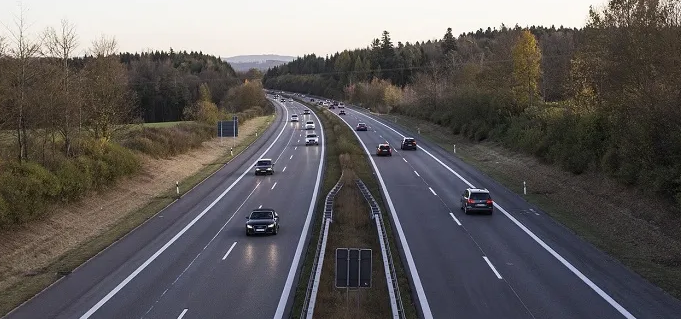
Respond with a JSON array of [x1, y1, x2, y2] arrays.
[[0, 9, 271, 226], [264, 0, 681, 206]]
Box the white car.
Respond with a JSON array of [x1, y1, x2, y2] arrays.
[[305, 132, 319, 145], [291, 114, 299, 122], [305, 121, 315, 130], [289, 99, 293, 102]]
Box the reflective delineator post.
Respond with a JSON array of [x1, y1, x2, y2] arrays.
[[453, 144, 456, 153], [176, 181, 179, 197], [523, 181, 527, 195]]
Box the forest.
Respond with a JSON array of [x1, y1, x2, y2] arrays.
[[0, 13, 269, 227], [264, 0, 681, 206]]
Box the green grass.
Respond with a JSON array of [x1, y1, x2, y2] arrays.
[[289, 97, 418, 319], [0, 115, 274, 317], [142, 121, 193, 128]]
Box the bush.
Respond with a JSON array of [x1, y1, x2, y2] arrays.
[[0, 161, 61, 226]]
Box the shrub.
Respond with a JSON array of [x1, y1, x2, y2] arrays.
[[0, 161, 60, 226]]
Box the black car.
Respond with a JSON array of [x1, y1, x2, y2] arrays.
[[254, 158, 274, 175], [246, 209, 279, 235], [400, 137, 417, 150], [460, 188, 494, 215], [339, 110, 346, 115], [303, 109, 310, 115], [356, 123, 368, 131]]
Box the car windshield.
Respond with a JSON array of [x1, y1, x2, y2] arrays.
[[307, 134, 317, 138], [379, 145, 390, 150], [358, 124, 366, 127], [257, 160, 271, 166], [307, 121, 313, 124], [250, 211, 273, 219], [470, 193, 490, 200], [405, 139, 415, 142]]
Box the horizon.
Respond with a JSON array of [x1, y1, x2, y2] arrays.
[[0, 0, 602, 60]]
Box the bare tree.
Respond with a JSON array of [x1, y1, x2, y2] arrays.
[[0, 35, 7, 56], [4, 4, 42, 162], [82, 35, 135, 140], [89, 34, 118, 57], [43, 19, 79, 155]]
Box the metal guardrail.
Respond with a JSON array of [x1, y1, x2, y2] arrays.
[[300, 172, 344, 319], [356, 179, 406, 319]]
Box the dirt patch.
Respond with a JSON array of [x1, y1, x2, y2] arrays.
[[314, 171, 391, 319], [383, 113, 681, 298], [0, 116, 269, 296]]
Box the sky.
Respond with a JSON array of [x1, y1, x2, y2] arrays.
[[0, 0, 604, 59]]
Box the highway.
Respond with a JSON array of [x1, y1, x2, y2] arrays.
[[4, 98, 325, 319], [309, 98, 681, 319]]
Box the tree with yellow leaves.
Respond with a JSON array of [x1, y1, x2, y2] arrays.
[[511, 30, 542, 113]]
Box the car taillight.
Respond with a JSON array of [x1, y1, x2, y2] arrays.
[[486, 199, 493, 205], [467, 199, 475, 204]]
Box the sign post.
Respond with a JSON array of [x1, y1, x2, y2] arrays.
[[335, 248, 372, 315]]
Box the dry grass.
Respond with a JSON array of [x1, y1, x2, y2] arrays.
[[314, 171, 391, 319], [382, 113, 681, 298], [0, 115, 272, 314]]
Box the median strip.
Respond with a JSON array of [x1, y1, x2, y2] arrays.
[[289, 96, 418, 319]]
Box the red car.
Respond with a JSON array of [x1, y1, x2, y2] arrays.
[[376, 143, 392, 156]]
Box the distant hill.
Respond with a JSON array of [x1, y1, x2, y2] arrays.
[[223, 55, 296, 72]]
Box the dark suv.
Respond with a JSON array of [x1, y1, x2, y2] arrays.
[[460, 188, 494, 215], [400, 137, 417, 150], [254, 158, 274, 175], [246, 209, 279, 235], [356, 123, 368, 131]]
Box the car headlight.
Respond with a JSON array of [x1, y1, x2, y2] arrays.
[[267, 223, 275, 228], [267, 168, 272, 170], [247, 225, 253, 228]]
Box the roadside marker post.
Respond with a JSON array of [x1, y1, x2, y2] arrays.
[[176, 181, 179, 198], [453, 144, 456, 154], [523, 181, 527, 195]]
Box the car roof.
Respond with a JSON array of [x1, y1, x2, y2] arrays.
[[358, 122, 366, 125], [467, 188, 489, 193], [251, 208, 275, 213], [404, 137, 415, 140], [378, 143, 390, 147], [257, 158, 272, 161]]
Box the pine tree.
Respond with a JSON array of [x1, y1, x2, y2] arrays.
[[441, 27, 457, 55]]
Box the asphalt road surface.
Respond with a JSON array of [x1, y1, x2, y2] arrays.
[[5, 99, 325, 319], [315, 99, 681, 319]]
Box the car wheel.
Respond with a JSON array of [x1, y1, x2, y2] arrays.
[[246, 230, 250, 236], [274, 226, 278, 235]]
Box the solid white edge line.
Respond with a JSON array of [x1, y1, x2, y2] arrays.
[[482, 256, 503, 279], [350, 107, 637, 319], [335, 110, 433, 319], [414, 170, 420, 177], [79, 101, 290, 319], [273, 101, 326, 319], [271, 182, 277, 190], [448, 213, 462, 226], [177, 308, 188, 319], [222, 242, 238, 261], [428, 187, 437, 196]]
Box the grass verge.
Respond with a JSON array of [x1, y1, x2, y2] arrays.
[[288, 98, 418, 319], [377, 112, 681, 300], [0, 114, 275, 316]]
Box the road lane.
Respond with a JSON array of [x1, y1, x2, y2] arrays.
[[5, 99, 325, 319], [335, 104, 681, 319]]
